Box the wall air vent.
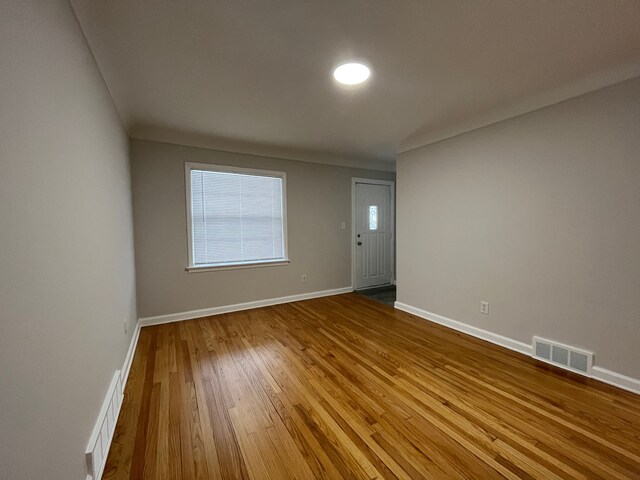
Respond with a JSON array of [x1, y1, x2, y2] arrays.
[[532, 337, 593, 376]]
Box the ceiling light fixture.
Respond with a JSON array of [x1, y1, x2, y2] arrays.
[[333, 62, 370, 86]]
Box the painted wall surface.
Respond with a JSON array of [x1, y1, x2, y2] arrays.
[[131, 139, 395, 318], [397, 77, 640, 379], [0, 1, 137, 478]]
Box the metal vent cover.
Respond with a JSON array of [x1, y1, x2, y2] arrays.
[[533, 337, 593, 376]]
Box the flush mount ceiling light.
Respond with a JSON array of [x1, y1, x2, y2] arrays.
[[333, 62, 371, 86]]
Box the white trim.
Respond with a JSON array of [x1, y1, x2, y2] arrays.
[[85, 371, 123, 480], [394, 301, 640, 396], [84, 321, 141, 480], [121, 321, 141, 388], [184, 162, 289, 271], [394, 302, 532, 356], [591, 366, 640, 395], [139, 287, 353, 327], [351, 178, 396, 291], [186, 259, 290, 273]]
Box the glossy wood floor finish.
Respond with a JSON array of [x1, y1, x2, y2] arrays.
[[104, 294, 640, 479]]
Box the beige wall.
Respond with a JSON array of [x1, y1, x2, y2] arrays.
[[131, 139, 395, 318], [397, 77, 640, 379], [0, 1, 137, 479]]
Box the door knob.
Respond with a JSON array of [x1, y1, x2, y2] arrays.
[[357, 241, 362, 246]]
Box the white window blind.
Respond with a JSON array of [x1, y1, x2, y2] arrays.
[[188, 166, 286, 267]]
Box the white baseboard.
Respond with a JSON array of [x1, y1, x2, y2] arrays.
[[84, 320, 141, 480], [85, 371, 123, 480], [394, 301, 640, 396], [121, 321, 141, 387], [394, 302, 532, 356], [591, 366, 640, 395], [139, 286, 354, 327]]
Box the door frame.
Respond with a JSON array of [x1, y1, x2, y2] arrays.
[[351, 177, 396, 291]]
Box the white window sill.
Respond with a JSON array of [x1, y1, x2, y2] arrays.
[[186, 259, 290, 273]]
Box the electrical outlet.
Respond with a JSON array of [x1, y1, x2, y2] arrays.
[[480, 301, 489, 315], [301, 274, 307, 283], [123, 317, 128, 333], [341, 221, 346, 230]]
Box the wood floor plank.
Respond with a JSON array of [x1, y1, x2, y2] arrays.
[[104, 293, 640, 479], [103, 327, 150, 480], [128, 328, 158, 480]]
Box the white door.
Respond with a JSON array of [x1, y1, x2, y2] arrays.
[[354, 182, 393, 289]]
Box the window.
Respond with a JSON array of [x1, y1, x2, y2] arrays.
[[369, 205, 378, 230], [186, 163, 288, 271]]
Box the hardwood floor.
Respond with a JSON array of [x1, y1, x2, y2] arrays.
[[104, 293, 640, 479]]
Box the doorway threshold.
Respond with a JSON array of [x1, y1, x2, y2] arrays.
[[355, 285, 396, 306]]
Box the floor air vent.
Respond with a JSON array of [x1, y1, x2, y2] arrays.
[[533, 337, 593, 375], [85, 371, 123, 480]]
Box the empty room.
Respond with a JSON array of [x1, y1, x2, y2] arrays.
[[2, 1, 640, 479]]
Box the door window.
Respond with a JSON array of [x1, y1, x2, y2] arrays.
[[369, 205, 378, 230]]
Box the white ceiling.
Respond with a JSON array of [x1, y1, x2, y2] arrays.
[[71, 0, 640, 167]]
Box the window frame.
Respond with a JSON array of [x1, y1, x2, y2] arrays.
[[184, 162, 289, 272]]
